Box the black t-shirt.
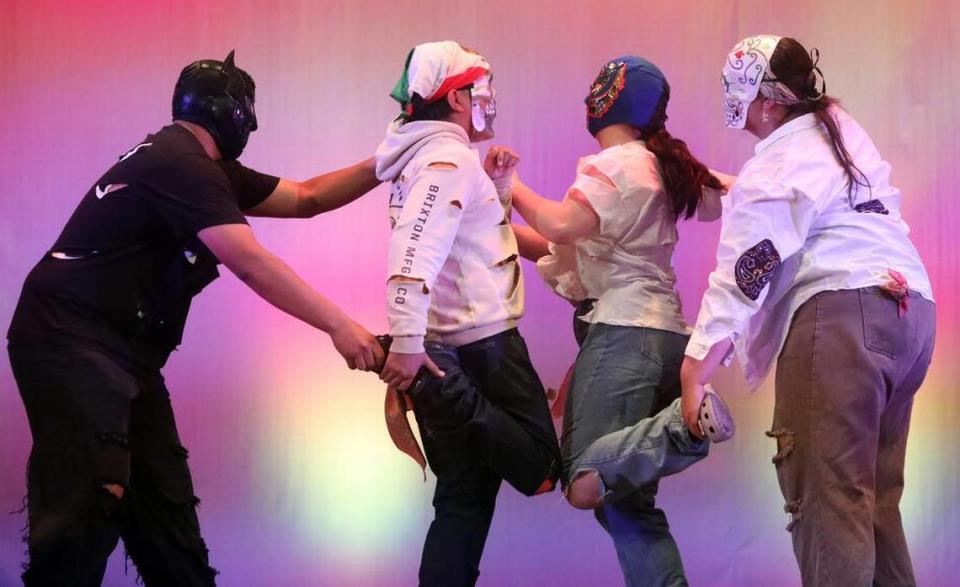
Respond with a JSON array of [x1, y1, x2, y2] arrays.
[[7, 124, 279, 371]]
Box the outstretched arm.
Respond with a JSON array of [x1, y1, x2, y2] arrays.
[[483, 145, 598, 245], [246, 157, 381, 218], [510, 178, 599, 244], [512, 223, 550, 262], [198, 223, 383, 370]]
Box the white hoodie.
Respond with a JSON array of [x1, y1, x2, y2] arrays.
[[375, 120, 523, 353]]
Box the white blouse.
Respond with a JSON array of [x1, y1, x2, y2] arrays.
[[686, 106, 933, 390], [537, 141, 721, 336]]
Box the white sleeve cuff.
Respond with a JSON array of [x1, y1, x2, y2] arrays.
[[492, 173, 514, 215], [390, 335, 425, 354], [685, 332, 736, 366], [492, 173, 513, 195]]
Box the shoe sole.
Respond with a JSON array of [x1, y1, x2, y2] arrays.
[[699, 385, 735, 443]]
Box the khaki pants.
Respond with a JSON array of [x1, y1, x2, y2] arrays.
[[772, 287, 935, 587]]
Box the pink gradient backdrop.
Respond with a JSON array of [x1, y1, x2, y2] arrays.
[[1, 1, 957, 585]]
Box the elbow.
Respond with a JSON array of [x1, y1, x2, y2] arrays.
[[293, 184, 326, 218], [546, 224, 579, 245], [232, 265, 257, 285], [229, 262, 258, 287], [294, 196, 320, 219], [224, 250, 270, 288]]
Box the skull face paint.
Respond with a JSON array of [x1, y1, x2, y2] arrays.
[[469, 74, 496, 141]]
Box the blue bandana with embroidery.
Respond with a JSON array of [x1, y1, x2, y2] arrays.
[[585, 56, 669, 137]]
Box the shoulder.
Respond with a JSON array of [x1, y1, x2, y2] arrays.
[[581, 142, 661, 193], [170, 150, 231, 185], [741, 135, 834, 185], [418, 137, 479, 169], [408, 138, 482, 182]]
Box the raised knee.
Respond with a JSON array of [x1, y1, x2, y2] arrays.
[[102, 483, 125, 500], [565, 471, 603, 510]]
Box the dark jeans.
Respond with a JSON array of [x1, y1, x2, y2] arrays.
[[773, 288, 936, 587], [8, 342, 217, 586], [410, 328, 560, 587]]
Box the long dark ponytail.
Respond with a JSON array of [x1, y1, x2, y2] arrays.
[[769, 38, 871, 204], [640, 93, 724, 220]]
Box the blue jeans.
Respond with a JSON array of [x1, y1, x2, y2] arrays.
[[561, 323, 708, 587]]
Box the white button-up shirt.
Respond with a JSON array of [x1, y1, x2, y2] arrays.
[[686, 106, 933, 390]]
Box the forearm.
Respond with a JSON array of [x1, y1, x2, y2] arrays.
[[234, 249, 349, 334], [298, 157, 381, 216], [511, 179, 559, 237], [512, 223, 550, 261], [512, 179, 590, 244]]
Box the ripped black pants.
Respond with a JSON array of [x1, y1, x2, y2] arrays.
[[8, 342, 217, 587]]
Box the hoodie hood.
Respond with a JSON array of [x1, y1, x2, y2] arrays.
[[374, 119, 470, 181]]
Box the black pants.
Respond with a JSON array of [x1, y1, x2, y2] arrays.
[[8, 342, 217, 586], [410, 329, 560, 587]]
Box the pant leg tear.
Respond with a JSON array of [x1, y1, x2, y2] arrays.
[[14, 495, 28, 575], [765, 428, 795, 464], [784, 497, 803, 531], [125, 487, 218, 584], [566, 467, 611, 509], [14, 459, 30, 574]]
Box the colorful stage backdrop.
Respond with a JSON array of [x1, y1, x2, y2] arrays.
[[1, 1, 957, 585]]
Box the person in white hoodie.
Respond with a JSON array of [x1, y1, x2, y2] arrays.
[[374, 41, 560, 586], [680, 36, 935, 586]]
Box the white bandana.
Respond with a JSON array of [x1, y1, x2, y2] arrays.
[[391, 41, 490, 114]]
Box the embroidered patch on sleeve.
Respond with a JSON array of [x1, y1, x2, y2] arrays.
[[735, 239, 782, 301], [854, 199, 889, 215]]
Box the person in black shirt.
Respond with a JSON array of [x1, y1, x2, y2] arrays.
[[6, 51, 383, 586]]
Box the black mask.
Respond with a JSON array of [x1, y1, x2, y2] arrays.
[[172, 50, 257, 160]]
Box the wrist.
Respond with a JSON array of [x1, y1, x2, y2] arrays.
[[325, 310, 351, 336], [680, 358, 703, 388], [492, 171, 514, 194]]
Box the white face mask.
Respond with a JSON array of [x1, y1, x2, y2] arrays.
[[721, 35, 781, 129], [469, 74, 496, 141]]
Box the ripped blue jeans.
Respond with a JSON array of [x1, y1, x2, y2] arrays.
[[561, 323, 708, 587]]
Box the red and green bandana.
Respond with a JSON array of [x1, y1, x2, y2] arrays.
[[390, 41, 490, 117]]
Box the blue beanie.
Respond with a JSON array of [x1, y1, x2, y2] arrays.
[[585, 56, 669, 136]]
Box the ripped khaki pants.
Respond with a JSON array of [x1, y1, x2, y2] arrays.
[[771, 287, 935, 587]]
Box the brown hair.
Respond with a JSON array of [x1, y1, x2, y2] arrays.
[[769, 38, 871, 203], [641, 91, 724, 219]]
